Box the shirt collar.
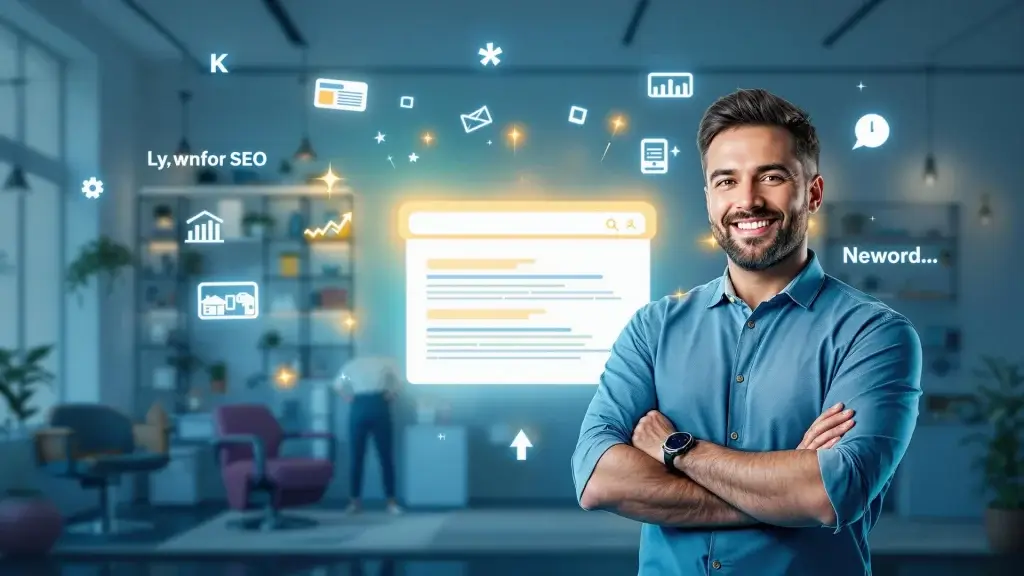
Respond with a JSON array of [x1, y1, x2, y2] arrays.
[[705, 250, 826, 309]]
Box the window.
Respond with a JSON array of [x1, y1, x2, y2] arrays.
[[0, 23, 16, 141], [23, 43, 60, 159], [0, 22, 65, 427], [400, 201, 657, 385]]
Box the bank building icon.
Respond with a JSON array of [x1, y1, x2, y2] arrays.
[[185, 211, 224, 243]]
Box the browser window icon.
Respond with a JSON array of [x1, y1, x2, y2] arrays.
[[313, 78, 368, 112]]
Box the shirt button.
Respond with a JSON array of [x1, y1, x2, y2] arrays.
[[712, 560, 722, 569], [730, 432, 739, 440], [736, 375, 744, 383], [746, 320, 755, 329]]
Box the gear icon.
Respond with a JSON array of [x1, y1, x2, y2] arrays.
[[82, 177, 103, 199]]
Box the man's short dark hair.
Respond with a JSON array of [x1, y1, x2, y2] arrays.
[[697, 89, 820, 174]]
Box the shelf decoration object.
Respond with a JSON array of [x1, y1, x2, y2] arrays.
[[242, 212, 275, 237], [153, 205, 174, 230]]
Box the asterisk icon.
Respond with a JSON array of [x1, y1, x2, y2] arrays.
[[479, 42, 503, 66], [375, 132, 385, 143], [670, 146, 680, 157], [409, 152, 419, 162]]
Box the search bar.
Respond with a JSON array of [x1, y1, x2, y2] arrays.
[[407, 212, 649, 236]]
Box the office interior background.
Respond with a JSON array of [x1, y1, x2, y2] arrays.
[[0, 0, 1021, 574]]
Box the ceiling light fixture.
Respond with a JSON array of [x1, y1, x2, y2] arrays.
[[3, 164, 29, 191], [978, 194, 992, 226], [176, 90, 192, 155], [293, 50, 316, 162], [923, 154, 937, 187]]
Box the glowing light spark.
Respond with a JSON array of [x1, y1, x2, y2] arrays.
[[421, 132, 434, 146], [387, 155, 395, 169], [508, 125, 521, 155], [601, 114, 628, 163], [274, 365, 297, 389], [672, 289, 687, 299], [316, 163, 344, 197], [343, 315, 356, 330]]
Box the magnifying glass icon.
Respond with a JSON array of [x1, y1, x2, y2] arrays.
[[606, 218, 619, 231]]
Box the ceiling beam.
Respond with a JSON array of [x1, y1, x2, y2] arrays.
[[120, 0, 203, 68], [261, 0, 307, 48], [822, 0, 889, 48], [220, 64, 1024, 77], [622, 0, 651, 46]]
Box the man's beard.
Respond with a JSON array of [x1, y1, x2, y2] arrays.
[[712, 208, 807, 271]]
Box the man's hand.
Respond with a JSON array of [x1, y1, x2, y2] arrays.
[[797, 403, 855, 450], [632, 410, 676, 461]]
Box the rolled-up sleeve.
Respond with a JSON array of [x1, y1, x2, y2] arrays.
[[817, 314, 922, 531], [571, 306, 658, 503]]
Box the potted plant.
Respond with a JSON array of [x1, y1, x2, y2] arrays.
[[259, 330, 281, 350], [66, 236, 134, 298], [166, 334, 204, 413], [0, 344, 55, 433], [209, 362, 227, 394], [242, 213, 275, 237], [962, 356, 1024, 553]]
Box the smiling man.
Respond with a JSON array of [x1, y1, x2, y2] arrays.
[[572, 89, 922, 575]]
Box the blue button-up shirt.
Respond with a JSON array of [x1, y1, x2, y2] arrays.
[[572, 253, 922, 576]]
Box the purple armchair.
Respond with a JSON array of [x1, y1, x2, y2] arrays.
[[212, 404, 336, 530]]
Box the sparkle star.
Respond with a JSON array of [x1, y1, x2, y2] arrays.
[[857, 82, 865, 90], [487, 140, 493, 145], [316, 163, 343, 196], [670, 146, 680, 157], [387, 155, 395, 169], [478, 42, 503, 66], [408, 152, 419, 162], [374, 132, 385, 143]]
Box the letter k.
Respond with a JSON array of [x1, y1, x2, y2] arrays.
[[210, 54, 228, 74]]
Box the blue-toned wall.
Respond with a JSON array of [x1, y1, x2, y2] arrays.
[[132, 68, 1022, 508]]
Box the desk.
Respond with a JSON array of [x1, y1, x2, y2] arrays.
[[403, 425, 468, 507]]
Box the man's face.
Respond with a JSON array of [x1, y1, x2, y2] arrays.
[[703, 126, 823, 271]]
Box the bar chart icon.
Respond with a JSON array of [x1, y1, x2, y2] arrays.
[[647, 72, 694, 99], [185, 211, 224, 244]]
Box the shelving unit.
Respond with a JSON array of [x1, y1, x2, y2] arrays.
[[822, 202, 962, 385], [135, 185, 356, 414]]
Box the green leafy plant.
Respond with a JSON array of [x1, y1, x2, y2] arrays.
[[259, 330, 281, 349], [0, 345, 55, 423], [962, 357, 1024, 509], [208, 362, 227, 381], [66, 236, 134, 296], [242, 213, 275, 236]]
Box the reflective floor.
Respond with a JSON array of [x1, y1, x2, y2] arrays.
[[0, 555, 1020, 576]]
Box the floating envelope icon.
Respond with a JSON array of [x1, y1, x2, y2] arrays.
[[460, 105, 493, 133]]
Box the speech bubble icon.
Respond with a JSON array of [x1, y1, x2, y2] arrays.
[[853, 114, 890, 149]]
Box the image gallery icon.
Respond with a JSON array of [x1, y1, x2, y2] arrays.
[[313, 78, 368, 112], [567, 106, 588, 125], [647, 72, 693, 99], [197, 281, 259, 321], [460, 105, 493, 133]]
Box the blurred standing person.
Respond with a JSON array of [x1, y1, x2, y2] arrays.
[[335, 353, 402, 514]]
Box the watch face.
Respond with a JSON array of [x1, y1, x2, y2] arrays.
[[665, 432, 692, 451]]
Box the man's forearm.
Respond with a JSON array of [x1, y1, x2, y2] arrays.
[[674, 441, 835, 527], [583, 444, 757, 528]]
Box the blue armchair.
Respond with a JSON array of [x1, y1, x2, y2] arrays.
[[35, 404, 170, 535]]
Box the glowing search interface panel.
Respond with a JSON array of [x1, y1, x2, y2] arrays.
[[399, 201, 657, 385]]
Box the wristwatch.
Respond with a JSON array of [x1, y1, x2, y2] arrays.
[[662, 432, 696, 472]]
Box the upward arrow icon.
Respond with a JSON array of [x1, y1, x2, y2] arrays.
[[511, 429, 532, 461]]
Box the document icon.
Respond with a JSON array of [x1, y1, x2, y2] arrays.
[[313, 78, 368, 112], [460, 105, 493, 133]]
